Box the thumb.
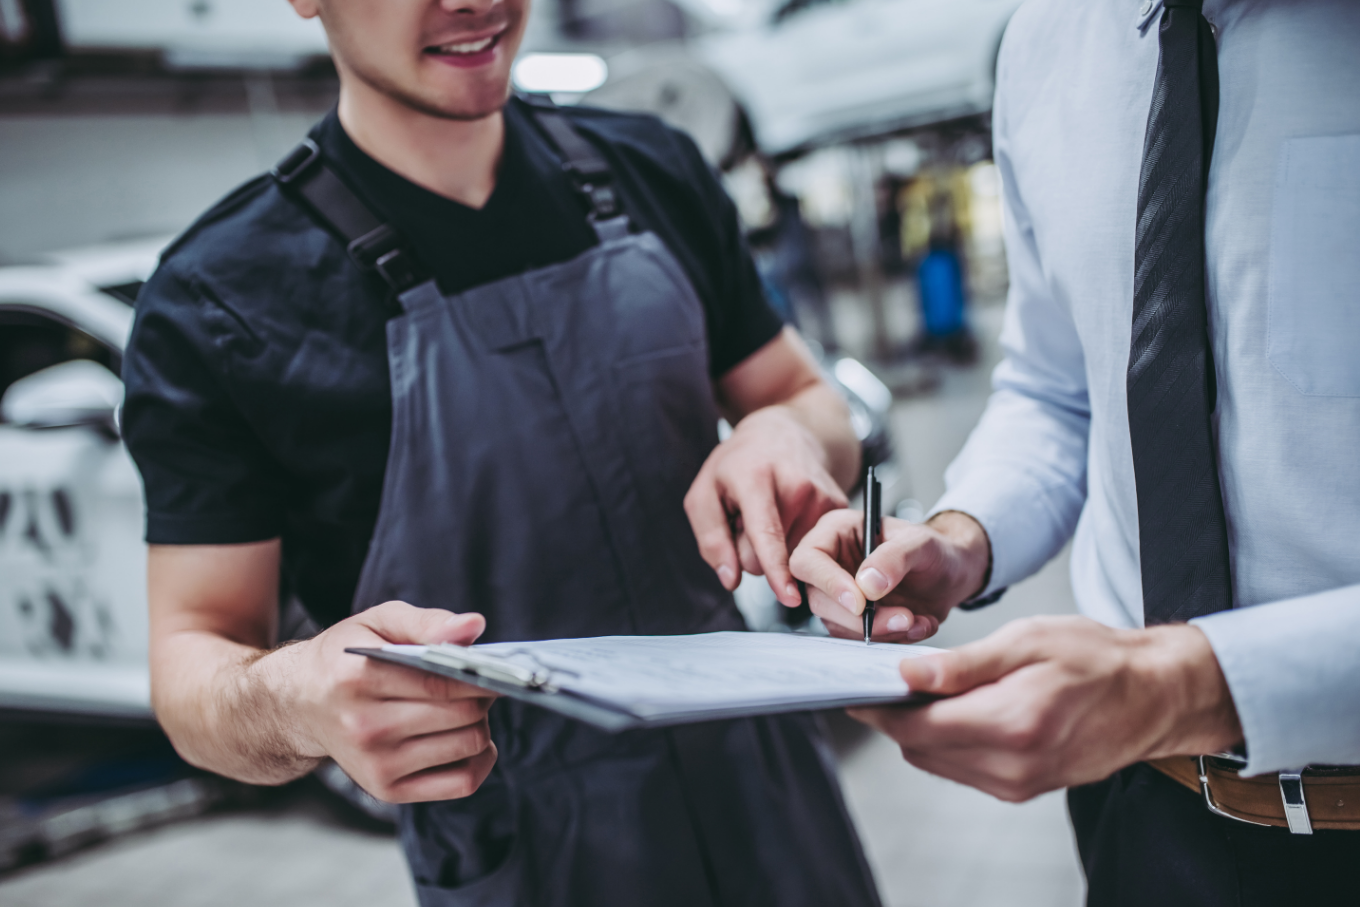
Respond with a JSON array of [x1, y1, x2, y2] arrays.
[[898, 633, 1032, 695], [361, 601, 486, 647], [853, 518, 933, 601]]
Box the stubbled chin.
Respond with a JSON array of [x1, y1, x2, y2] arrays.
[[406, 74, 513, 121]]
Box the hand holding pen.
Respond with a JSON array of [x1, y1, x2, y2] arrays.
[[861, 464, 883, 644], [790, 475, 987, 645]]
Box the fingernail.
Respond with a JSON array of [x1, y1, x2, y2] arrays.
[[907, 618, 929, 641], [717, 564, 736, 588], [857, 567, 889, 597], [886, 613, 910, 632], [837, 591, 858, 614], [785, 583, 801, 604]]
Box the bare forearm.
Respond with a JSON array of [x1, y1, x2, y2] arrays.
[[148, 542, 498, 802], [152, 630, 319, 786], [714, 328, 861, 492], [776, 382, 861, 491]]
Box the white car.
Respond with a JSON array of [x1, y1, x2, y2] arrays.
[[0, 239, 164, 720], [597, 0, 1024, 158], [0, 253, 404, 827]]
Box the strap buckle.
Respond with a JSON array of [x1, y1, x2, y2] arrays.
[[562, 161, 619, 221], [347, 224, 421, 292], [372, 249, 422, 293], [583, 183, 619, 221], [271, 139, 321, 185]]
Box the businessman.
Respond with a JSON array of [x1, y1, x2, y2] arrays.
[[793, 0, 1359, 902]]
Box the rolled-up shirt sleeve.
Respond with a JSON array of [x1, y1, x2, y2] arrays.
[[928, 73, 1091, 596], [1192, 586, 1361, 775]]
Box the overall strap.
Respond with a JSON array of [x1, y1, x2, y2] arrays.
[[520, 94, 630, 241], [270, 139, 428, 294]]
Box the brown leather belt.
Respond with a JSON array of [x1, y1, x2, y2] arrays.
[[1147, 756, 1359, 833]]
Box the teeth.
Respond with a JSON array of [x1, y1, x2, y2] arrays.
[[437, 36, 494, 55]]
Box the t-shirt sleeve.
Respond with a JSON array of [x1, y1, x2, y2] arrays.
[[121, 264, 287, 544], [668, 129, 785, 377]]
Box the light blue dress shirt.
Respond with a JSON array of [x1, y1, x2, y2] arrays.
[[932, 0, 1359, 775]]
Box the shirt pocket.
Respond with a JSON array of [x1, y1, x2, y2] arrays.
[[1266, 134, 1360, 398]]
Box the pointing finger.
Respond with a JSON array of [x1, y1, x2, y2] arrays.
[[732, 477, 800, 606], [683, 477, 741, 591], [736, 531, 763, 576]]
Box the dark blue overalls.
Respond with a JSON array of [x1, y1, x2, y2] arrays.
[[274, 103, 882, 907]]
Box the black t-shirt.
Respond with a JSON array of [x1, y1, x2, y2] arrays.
[[122, 98, 782, 628]]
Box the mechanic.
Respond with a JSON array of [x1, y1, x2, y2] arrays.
[[120, 1, 880, 905], [792, 0, 1359, 903]]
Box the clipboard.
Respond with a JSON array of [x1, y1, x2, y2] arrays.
[[347, 632, 940, 733]]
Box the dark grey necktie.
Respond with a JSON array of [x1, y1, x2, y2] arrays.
[[1128, 0, 1232, 626]]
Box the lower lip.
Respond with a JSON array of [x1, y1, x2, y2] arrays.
[[426, 37, 501, 70]]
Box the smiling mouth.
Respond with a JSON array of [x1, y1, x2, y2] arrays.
[[424, 32, 503, 58]]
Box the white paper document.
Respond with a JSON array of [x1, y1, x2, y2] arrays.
[[385, 631, 941, 718]]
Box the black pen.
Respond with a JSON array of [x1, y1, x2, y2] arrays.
[[862, 464, 882, 645]]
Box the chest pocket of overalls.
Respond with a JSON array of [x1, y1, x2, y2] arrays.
[[606, 234, 718, 508]]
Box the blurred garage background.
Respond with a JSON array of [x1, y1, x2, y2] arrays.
[[0, 2, 1083, 905]]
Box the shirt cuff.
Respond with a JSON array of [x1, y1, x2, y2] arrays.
[[1191, 586, 1360, 776], [929, 471, 1065, 599]]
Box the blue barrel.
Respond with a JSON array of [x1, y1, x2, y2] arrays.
[[918, 247, 966, 337]]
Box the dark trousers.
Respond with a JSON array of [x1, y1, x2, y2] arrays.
[[1069, 763, 1358, 907]]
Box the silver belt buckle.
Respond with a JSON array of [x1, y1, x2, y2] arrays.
[[1196, 753, 1313, 834]]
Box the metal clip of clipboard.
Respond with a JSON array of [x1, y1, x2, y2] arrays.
[[420, 645, 561, 692]]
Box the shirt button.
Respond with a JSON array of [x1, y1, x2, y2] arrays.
[[1139, 0, 1152, 15]]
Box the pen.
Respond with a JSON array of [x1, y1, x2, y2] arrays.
[[862, 464, 882, 645]]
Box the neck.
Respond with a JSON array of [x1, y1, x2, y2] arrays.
[[336, 81, 505, 210]]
